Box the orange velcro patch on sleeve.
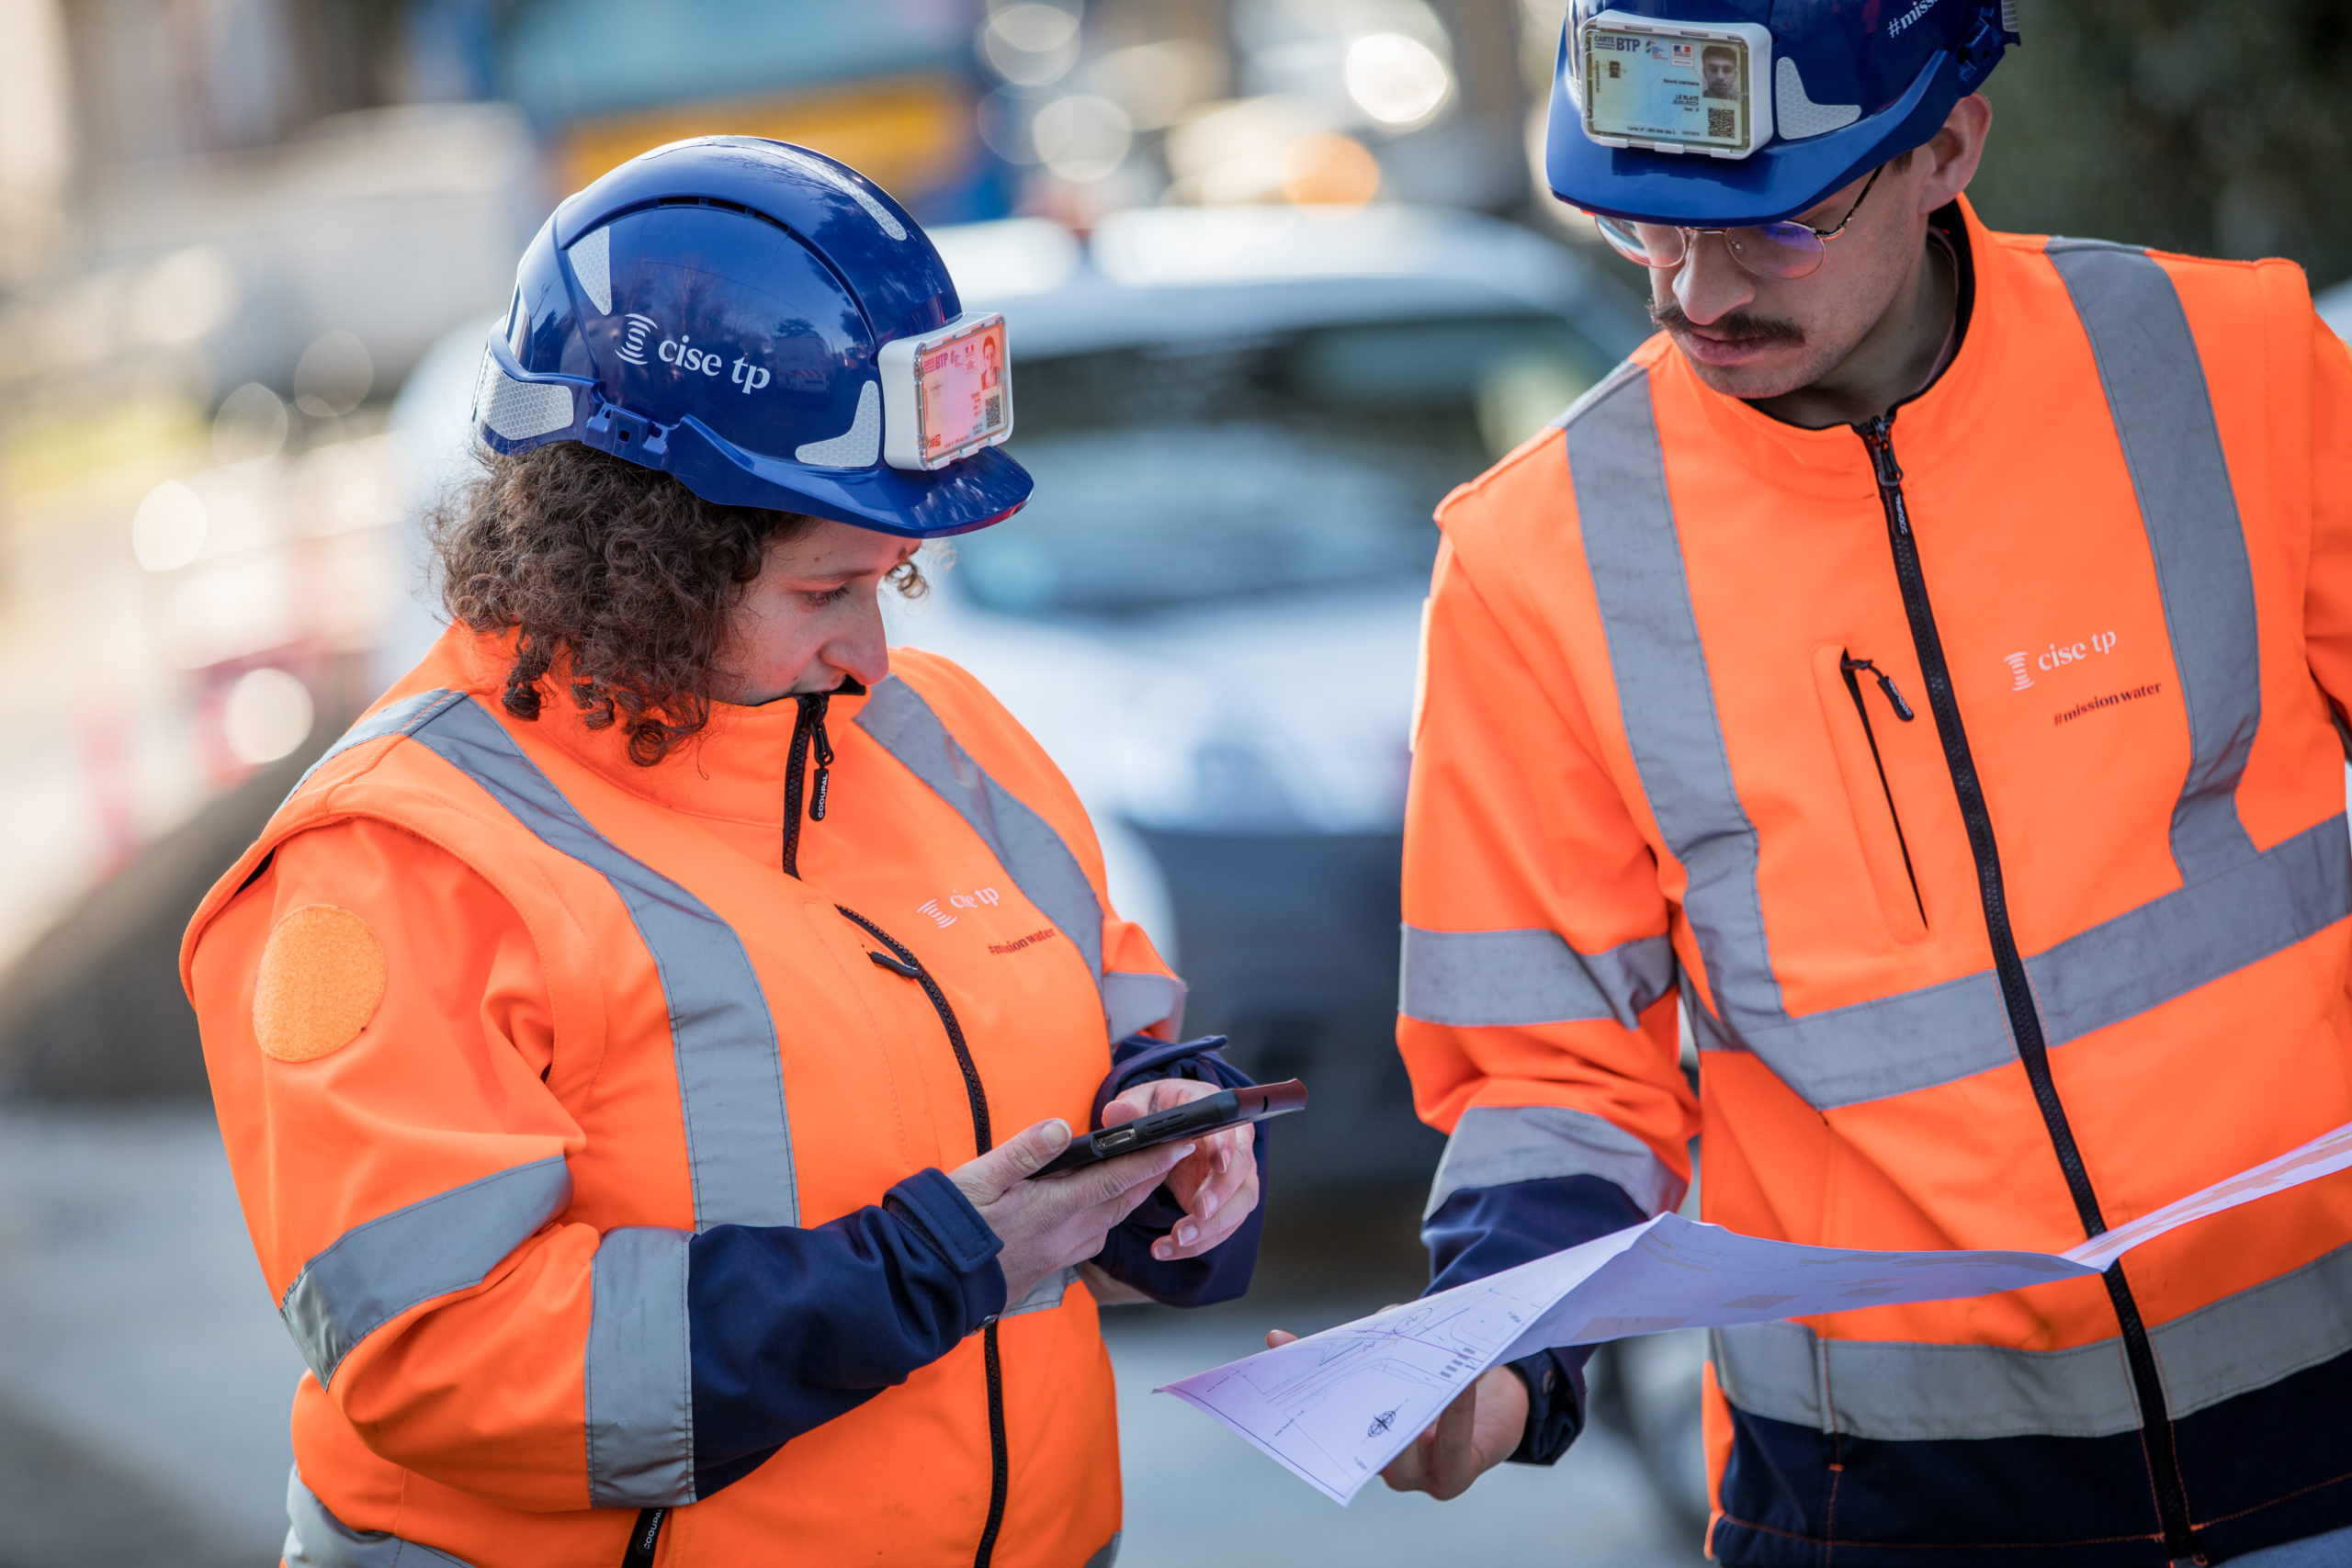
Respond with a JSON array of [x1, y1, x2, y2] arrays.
[[253, 905, 388, 1063]]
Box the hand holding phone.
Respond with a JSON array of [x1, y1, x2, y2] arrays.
[[1030, 1079, 1307, 1178]]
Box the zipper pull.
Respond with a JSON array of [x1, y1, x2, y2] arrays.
[[1858, 415, 1904, 487], [811, 712, 834, 822], [867, 949, 919, 979], [1842, 655, 1917, 721]]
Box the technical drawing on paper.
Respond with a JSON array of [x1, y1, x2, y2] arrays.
[[1165, 1268, 1567, 1500]]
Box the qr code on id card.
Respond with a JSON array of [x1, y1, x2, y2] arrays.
[[1708, 107, 1735, 138]]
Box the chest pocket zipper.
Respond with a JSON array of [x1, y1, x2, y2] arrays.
[[1813, 645, 1927, 943]]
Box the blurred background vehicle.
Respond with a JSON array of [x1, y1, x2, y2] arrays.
[[0, 0, 2347, 1562]]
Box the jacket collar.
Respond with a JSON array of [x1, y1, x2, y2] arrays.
[[426, 624, 871, 836], [1651, 194, 2017, 501]]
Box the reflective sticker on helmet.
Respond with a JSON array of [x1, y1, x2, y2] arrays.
[[768, 145, 908, 242], [1774, 57, 1861, 140], [569, 225, 613, 315], [475, 348, 577, 443], [253, 905, 387, 1064], [797, 380, 882, 468]]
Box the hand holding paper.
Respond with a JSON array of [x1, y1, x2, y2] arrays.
[[1160, 1120, 2352, 1505]]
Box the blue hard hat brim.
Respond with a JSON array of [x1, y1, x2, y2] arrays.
[[473, 336, 1032, 539], [664, 417, 1033, 539], [1547, 46, 1959, 228]]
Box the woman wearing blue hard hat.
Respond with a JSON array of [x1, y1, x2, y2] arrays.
[[183, 137, 1267, 1567]]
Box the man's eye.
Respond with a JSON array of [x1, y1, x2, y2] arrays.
[[803, 585, 854, 609]]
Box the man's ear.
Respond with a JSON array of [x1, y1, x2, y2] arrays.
[[1917, 94, 1994, 213]]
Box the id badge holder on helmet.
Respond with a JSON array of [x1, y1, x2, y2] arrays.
[[878, 313, 1014, 471], [1575, 9, 1776, 159]]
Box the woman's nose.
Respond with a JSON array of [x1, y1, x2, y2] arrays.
[[826, 593, 894, 689]]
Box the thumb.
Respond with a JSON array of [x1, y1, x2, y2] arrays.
[[951, 1119, 1070, 1205], [986, 1118, 1073, 1190], [1265, 1329, 1300, 1348]]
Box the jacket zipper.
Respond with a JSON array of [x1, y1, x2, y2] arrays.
[[1857, 414, 2199, 1561], [1836, 653, 1925, 926], [779, 693, 834, 878], [839, 906, 1010, 1568]]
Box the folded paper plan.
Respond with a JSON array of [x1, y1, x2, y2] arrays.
[[1159, 1120, 2352, 1504]]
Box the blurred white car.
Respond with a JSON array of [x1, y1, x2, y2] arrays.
[[388, 203, 1650, 1190]]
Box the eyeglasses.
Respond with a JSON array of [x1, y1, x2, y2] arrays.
[[1590, 164, 1885, 281]]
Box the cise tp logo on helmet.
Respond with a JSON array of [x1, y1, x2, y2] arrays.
[[612, 311, 776, 393], [616, 314, 659, 367]]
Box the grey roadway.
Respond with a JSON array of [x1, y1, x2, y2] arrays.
[[0, 1107, 1702, 1567]]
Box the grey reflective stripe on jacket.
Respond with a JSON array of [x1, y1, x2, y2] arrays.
[[294, 687, 799, 1506], [1569, 367, 1785, 1033], [285, 677, 1157, 1506], [857, 673, 1104, 978], [1424, 1105, 1686, 1220], [298, 688, 798, 1231], [1400, 926, 1676, 1031], [1003, 1264, 1080, 1317], [284, 686, 469, 806], [2048, 238, 2262, 886], [587, 1227, 695, 1508], [1102, 969, 1186, 1040], [1712, 1237, 2352, 1441], [285, 1470, 480, 1567], [1556, 245, 2347, 1111], [859, 672, 1181, 1038], [1683, 816, 2351, 1110], [280, 1156, 571, 1388], [406, 694, 797, 1232]]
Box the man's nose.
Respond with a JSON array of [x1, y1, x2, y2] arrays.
[[1668, 233, 1758, 326]]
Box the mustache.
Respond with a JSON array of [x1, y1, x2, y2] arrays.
[[1648, 299, 1807, 345]]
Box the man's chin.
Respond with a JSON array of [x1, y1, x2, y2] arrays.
[[1670, 333, 1823, 400]]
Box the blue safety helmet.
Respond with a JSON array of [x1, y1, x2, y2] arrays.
[[472, 136, 1031, 537], [1546, 0, 2018, 227]]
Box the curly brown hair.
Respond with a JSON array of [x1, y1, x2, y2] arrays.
[[430, 442, 922, 765]]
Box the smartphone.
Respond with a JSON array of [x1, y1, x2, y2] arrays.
[[1028, 1079, 1307, 1179]]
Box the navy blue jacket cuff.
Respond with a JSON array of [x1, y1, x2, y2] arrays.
[[684, 1168, 1006, 1497], [1087, 1033, 1268, 1308], [1424, 1173, 1648, 1467]]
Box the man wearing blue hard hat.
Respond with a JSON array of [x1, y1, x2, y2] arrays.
[[1379, 1, 2352, 1562], [184, 138, 1268, 1566]]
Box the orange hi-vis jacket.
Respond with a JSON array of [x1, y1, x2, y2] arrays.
[[184, 627, 1193, 1568], [1401, 198, 2352, 1565]]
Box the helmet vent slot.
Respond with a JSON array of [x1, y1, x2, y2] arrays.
[[645, 193, 797, 239]]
